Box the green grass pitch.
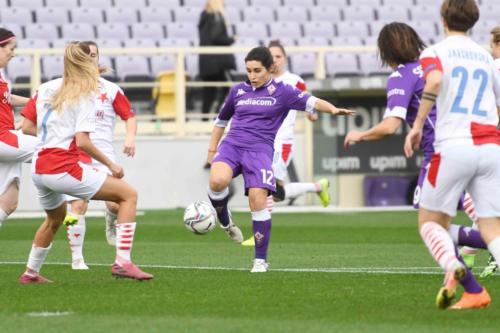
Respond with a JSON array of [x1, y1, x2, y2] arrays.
[[0, 210, 499, 333]]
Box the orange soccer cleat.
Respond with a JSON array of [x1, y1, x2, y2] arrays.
[[450, 288, 491, 310]]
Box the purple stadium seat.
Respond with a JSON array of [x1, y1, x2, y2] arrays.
[[150, 54, 176, 75], [383, 0, 413, 6], [359, 53, 391, 76], [158, 38, 192, 47], [123, 38, 157, 48], [336, 21, 369, 37], [51, 39, 72, 48], [114, 55, 151, 81], [269, 22, 302, 39], [0, 8, 33, 25], [98, 55, 116, 81], [316, 0, 346, 5], [183, 0, 205, 6], [105, 8, 139, 24], [289, 53, 316, 77], [225, 0, 248, 6], [309, 6, 342, 22], [409, 20, 437, 44], [363, 36, 378, 46], [331, 36, 363, 46], [42, 56, 64, 80], [35, 8, 70, 24], [225, 7, 241, 23], [410, 6, 441, 21], [250, 0, 281, 7], [95, 39, 123, 48], [415, 0, 438, 4], [166, 22, 198, 39], [130, 23, 165, 39], [303, 22, 335, 38], [377, 6, 409, 21], [343, 6, 375, 21], [350, 0, 378, 5], [70, 8, 104, 24], [1, 24, 23, 39], [234, 22, 268, 39], [114, 0, 147, 7], [173, 7, 203, 23], [243, 7, 275, 23], [96, 23, 130, 40], [325, 53, 360, 77], [363, 176, 414, 206], [45, 0, 78, 7], [139, 7, 173, 23], [6, 55, 32, 82], [79, 0, 113, 8], [25, 24, 59, 40], [9, 0, 43, 8], [369, 21, 392, 38], [17, 39, 50, 49], [233, 37, 260, 47], [148, 0, 179, 6], [283, 0, 315, 6], [301, 36, 330, 46], [276, 6, 309, 23]]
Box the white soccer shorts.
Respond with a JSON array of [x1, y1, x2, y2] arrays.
[[272, 143, 293, 181]]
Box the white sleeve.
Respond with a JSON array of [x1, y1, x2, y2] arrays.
[[493, 62, 500, 107], [383, 106, 408, 120], [75, 96, 96, 133]]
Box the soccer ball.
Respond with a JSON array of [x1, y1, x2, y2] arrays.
[[183, 201, 217, 234]]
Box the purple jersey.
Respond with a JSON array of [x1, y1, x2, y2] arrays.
[[215, 79, 315, 156], [384, 61, 436, 157]]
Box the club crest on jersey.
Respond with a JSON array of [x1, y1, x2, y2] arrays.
[[267, 84, 276, 95]]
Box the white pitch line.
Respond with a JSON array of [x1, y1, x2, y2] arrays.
[[27, 311, 72, 317], [0, 261, 452, 275]]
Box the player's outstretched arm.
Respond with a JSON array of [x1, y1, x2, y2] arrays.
[[10, 94, 29, 107], [314, 98, 356, 116], [344, 117, 403, 148], [76, 132, 123, 178], [404, 70, 442, 157]]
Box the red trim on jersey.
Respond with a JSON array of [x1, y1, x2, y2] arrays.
[[295, 81, 306, 92], [112, 91, 135, 120], [35, 140, 83, 181], [470, 122, 500, 146], [281, 143, 292, 163], [20, 93, 38, 124], [420, 56, 443, 79], [78, 150, 92, 164], [427, 153, 441, 188], [0, 80, 15, 133], [0, 130, 19, 148]]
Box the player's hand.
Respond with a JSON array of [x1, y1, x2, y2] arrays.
[[123, 138, 135, 157], [109, 163, 124, 179], [307, 112, 318, 122], [404, 128, 422, 158], [331, 107, 356, 116], [344, 131, 363, 148], [207, 150, 217, 165]]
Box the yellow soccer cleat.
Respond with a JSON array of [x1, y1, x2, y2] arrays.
[[317, 178, 331, 207], [241, 236, 255, 247], [436, 265, 466, 309], [63, 213, 78, 226]]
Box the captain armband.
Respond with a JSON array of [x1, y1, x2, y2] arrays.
[[422, 92, 437, 103]]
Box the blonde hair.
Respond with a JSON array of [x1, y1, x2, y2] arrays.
[[491, 26, 500, 44], [206, 0, 224, 14], [50, 42, 99, 113]]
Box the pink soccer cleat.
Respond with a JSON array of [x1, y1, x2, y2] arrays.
[[111, 262, 154, 281], [19, 272, 53, 284]]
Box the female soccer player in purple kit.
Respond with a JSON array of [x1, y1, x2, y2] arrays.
[[206, 46, 354, 273]]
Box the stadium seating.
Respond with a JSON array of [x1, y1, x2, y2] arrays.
[[5, 55, 32, 83], [70, 8, 104, 24], [45, 0, 78, 7], [10, 0, 44, 8], [363, 176, 414, 206], [35, 7, 70, 24], [0, 7, 33, 25], [139, 7, 173, 23], [105, 8, 139, 24], [60, 23, 95, 40]]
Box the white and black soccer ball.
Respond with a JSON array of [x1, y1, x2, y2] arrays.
[[183, 201, 217, 235]]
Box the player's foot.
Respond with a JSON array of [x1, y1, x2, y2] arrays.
[[19, 272, 53, 284], [460, 251, 476, 269], [220, 211, 243, 243], [241, 236, 255, 247], [111, 262, 154, 281], [250, 259, 269, 273], [479, 255, 498, 279], [63, 213, 78, 226], [105, 211, 117, 246], [436, 263, 466, 309], [449, 288, 491, 310], [71, 258, 89, 270], [316, 178, 330, 207]]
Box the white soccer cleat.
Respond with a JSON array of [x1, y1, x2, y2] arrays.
[[251, 259, 269, 273], [221, 223, 244, 243], [72, 258, 89, 270], [105, 211, 117, 246]]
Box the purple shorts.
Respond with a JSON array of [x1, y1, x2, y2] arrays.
[[213, 142, 276, 195]]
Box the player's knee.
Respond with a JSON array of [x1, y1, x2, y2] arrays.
[[3, 199, 18, 216], [209, 177, 229, 192], [272, 183, 285, 202], [71, 200, 87, 215]]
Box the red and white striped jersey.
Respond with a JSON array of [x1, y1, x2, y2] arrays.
[[21, 78, 96, 180], [420, 35, 500, 151], [273, 70, 307, 149], [80, 78, 134, 163]]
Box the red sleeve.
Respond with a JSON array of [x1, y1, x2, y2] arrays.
[[420, 56, 443, 79], [20, 92, 38, 124], [295, 80, 306, 92], [112, 91, 135, 120]]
